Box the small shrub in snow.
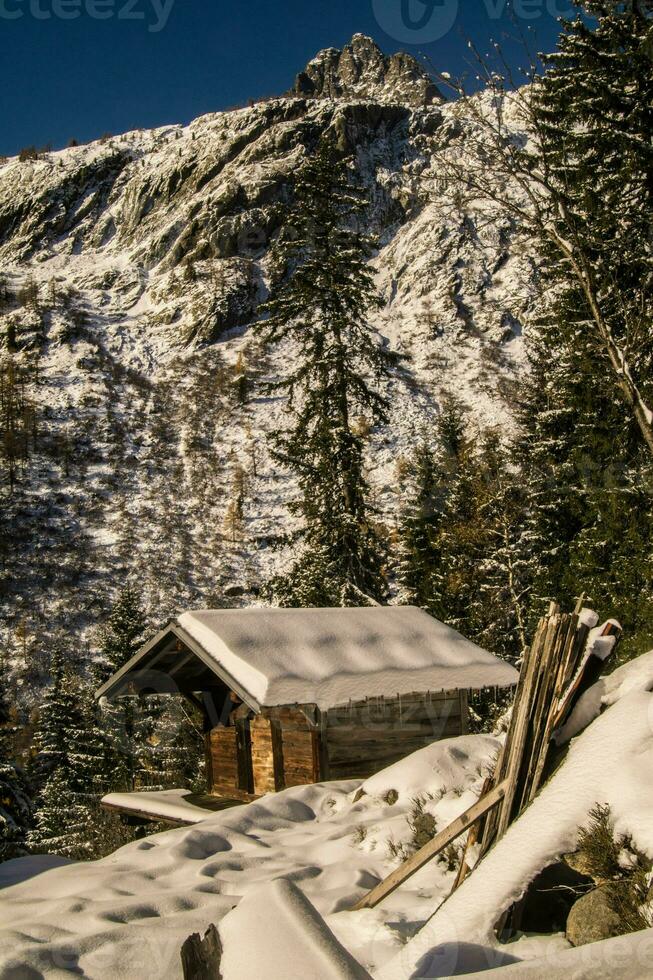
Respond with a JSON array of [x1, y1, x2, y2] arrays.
[[607, 867, 652, 936], [575, 803, 653, 937], [386, 835, 410, 862], [438, 842, 462, 873], [351, 824, 368, 845], [576, 803, 623, 882], [388, 794, 440, 860]]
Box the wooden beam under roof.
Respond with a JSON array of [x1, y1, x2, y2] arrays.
[[94, 623, 261, 712]]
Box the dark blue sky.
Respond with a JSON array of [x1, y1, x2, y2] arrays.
[[0, 0, 570, 156]]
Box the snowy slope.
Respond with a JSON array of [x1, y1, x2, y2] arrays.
[[378, 654, 653, 978], [0, 36, 536, 680], [0, 733, 499, 977], [1, 652, 652, 978]]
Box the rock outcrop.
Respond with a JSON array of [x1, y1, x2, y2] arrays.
[[292, 34, 442, 107], [566, 885, 622, 947]]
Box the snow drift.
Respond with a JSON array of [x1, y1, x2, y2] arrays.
[[377, 654, 653, 978], [1, 654, 652, 979], [0, 733, 498, 977]]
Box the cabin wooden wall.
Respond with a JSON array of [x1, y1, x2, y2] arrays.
[[250, 707, 319, 795], [250, 714, 281, 794], [206, 691, 471, 798], [323, 690, 468, 781]]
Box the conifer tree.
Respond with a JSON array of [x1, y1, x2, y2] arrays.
[[96, 586, 149, 792], [398, 400, 529, 663], [515, 305, 653, 661], [531, 0, 653, 454], [257, 136, 397, 606], [96, 584, 148, 681], [0, 658, 33, 861], [436, 3, 653, 454], [395, 436, 442, 609], [450, 5, 653, 662], [29, 653, 106, 859], [509, 4, 653, 658]]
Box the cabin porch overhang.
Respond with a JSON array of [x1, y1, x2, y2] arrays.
[[95, 623, 261, 712]]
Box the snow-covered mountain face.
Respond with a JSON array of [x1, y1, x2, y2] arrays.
[[0, 36, 536, 674]]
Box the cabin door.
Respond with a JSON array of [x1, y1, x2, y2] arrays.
[[207, 719, 253, 796], [235, 717, 253, 793]]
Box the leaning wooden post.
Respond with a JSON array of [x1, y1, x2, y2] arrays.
[[351, 780, 508, 911], [450, 775, 493, 893]]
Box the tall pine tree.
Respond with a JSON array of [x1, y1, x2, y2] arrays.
[[527, 1, 653, 452], [257, 136, 397, 606], [0, 656, 33, 861], [28, 652, 107, 859], [96, 584, 148, 681], [517, 2, 653, 660]]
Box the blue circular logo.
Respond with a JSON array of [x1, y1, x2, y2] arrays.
[[372, 0, 460, 43]]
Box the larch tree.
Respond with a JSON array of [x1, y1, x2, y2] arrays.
[[257, 136, 398, 607]]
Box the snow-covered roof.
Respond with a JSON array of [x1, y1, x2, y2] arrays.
[[170, 606, 518, 710]]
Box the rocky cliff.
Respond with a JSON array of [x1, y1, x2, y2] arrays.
[[292, 33, 443, 106]]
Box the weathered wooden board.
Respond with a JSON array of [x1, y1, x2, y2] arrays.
[[282, 726, 319, 787], [352, 780, 509, 910], [208, 727, 239, 792], [325, 710, 464, 780]]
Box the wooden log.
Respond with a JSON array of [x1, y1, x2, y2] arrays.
[[351, 780, 509, 911], [180, 923, 222, 980], [449, 776, 493, 894]]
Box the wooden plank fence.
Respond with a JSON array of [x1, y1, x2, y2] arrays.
[[350, 598, 622, 913]]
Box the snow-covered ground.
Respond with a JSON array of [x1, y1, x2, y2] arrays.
[[0, 734, 498, 977], [2, 654, 652, 979], [379, 652, 653, 978]]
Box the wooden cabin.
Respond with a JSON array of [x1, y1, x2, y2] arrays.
[[96, 606, 518, 804]]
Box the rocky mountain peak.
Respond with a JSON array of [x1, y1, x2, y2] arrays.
[[292, 34, 443, 107]]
